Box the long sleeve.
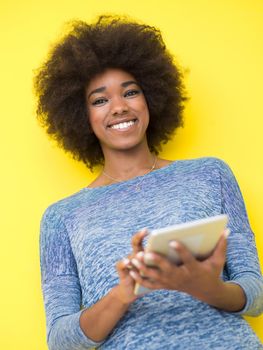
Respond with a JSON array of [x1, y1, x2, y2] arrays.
[[40, 205, 103, 350], [38, 159, 263, 349], [217, 158, 263, 316]]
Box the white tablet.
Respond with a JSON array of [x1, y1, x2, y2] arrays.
[[134, 214, 229, 295]]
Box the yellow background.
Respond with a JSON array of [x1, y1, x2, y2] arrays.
[[0, 1, 262, 349]]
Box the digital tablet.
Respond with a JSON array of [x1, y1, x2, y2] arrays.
[[134, 214, 229, 295]]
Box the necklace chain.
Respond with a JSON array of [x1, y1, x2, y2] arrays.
[[102, 155, 157, 184]]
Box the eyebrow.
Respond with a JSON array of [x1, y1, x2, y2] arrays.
[[87, 80, 139, 99]]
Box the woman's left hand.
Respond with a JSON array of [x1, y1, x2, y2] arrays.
[[129, 231, 229, 305]]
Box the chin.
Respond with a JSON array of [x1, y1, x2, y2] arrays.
[[107, 139, 146, 152], [101, 133, 148, 153]]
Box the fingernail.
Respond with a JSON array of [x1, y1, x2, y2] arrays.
[[140, 228, 148, 235], [136, 251, 144, 259], [129, 270, 137, 279], [132, 258, 141, 269], [224, 228, 230, 239], [169, 241, 179, 249], [123, 258, 130, 265], [144, 252, 155, 261]]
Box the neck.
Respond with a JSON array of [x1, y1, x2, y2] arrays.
[[102, 144, 155, 181]]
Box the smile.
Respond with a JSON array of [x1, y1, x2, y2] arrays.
[[109, 119, 137, 130]]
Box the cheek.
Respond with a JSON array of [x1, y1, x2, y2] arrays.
[[139, 97, 150, 115], [87, 108, 104, 131], [139, 102, 150, 123], [131, 97, 149, 114]]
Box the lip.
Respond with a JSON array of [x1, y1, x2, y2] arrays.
[[107, 118, 137, 128]]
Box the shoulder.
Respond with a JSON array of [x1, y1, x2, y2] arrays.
[[41, 188, 88, 225], [174, 156, 231, 173], [169, 157, 237, 187], [195, 157, 236, 179]]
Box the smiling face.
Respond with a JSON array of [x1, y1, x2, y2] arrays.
[[86, 68, 150, 156]]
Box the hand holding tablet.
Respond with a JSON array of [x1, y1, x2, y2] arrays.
[[134, 214, 229, 295]]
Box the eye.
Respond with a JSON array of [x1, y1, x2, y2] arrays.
[[92, 97, 108, 106], [124, 89, 141, 98]]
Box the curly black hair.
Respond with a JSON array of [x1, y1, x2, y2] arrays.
[[34, 15, 187, 170]]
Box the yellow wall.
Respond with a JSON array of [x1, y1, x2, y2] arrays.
[[0, 1, 262, 349]]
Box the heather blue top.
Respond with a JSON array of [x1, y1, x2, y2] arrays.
[[40, 157, 263, 350]]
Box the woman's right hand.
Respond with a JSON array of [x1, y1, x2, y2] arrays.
[[114, 228, 148, 305]]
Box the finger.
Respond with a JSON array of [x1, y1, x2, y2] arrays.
[[209, 229, 229, 266], [131, 228, 148, 253], [129, 270, 160, 290], [127, 250, 145, 262], [135, 251, 145, 261], [144, 252, 173, 272], [169, 241, 196, 266], [116, 258, 131, 280], [131, 258, 162, 280]]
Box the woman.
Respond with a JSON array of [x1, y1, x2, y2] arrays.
[[35, 15, 263, 349]]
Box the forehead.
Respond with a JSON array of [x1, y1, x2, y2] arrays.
[[86, 68, 137, 92]]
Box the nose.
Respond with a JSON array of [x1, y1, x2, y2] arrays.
[[111, 96, 128, 115]]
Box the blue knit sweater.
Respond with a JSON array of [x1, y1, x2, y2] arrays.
[[40, 157, 263, 349]]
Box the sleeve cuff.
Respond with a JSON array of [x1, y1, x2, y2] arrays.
[[226, 275, 263, 316], [77, 309, 105, 347], [48, 310, 104, 350]]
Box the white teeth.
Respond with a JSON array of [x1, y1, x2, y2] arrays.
[[110, 120, 135, 130]]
